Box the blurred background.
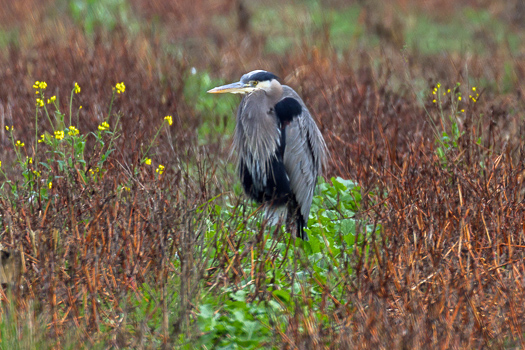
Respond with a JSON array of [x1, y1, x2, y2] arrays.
[[1, 0, 525, 348]]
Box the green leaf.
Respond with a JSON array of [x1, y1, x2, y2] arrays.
[[231, 290, 247, 302], [243, 320, 258, 339], [272, 289, 290, 304]]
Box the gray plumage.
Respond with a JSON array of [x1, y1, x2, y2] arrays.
[[208, 70, 327, 240]]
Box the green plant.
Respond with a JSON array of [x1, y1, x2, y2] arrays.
[[6, 81, 120, 199], [187, 176, 373, 349], [194, 289, 278, 349], [183, 70, 238, 144], [428, 82, 482, 165], [69, 0, 132, 34]]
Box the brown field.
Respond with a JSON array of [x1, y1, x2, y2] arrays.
[[0, 0, 524, 348]]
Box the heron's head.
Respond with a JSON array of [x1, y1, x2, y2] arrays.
[[207, 70, 280, 95]]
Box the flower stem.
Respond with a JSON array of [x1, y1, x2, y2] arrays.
[[69, 89, 74, 127], [142, 120, 167, 162]]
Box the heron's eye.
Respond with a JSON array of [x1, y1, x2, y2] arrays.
[[252, 81, 258, 86]]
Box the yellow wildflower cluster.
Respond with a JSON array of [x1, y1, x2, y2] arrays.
[[15, 140, 24, 147], [68, 126, 79, 136], [98, 121, 110, 131], [33, 81, 47, 90], [431, 82, 476, 108], [33, 170, 41, 177], [47, 96, 56, 104], [431, 83, 441, 103], [164, 115, 173, 126], [48, 182, 52, 189], [145, 158, 152, 165], [38, 134, 45, 143], [469, 87, 479, 103], [74, 82, 81, 94], [156, 164, 165, 175], [115, 82, 126, 94], [54, 130, 65, 140], [36, 98, 44, 107]]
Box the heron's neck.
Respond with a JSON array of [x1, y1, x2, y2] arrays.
[[266, 79, 283, 104]]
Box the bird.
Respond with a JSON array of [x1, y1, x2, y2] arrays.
[[208, 70, 327, 240]]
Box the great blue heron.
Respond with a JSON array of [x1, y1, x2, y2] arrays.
[[208, 70, 327, 240]]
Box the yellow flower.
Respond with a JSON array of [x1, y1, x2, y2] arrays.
[[38, 134, 45, 143], [32, 170, 41, 177], [472, 87, 476, 91], [36, 98, 44, 107], [68, 126, 79, 136], [458, 96, 462, 101], [437, 83, 441, 88], [461, 109, 465, 113], [432, 99, 436, 103], [447, 89, 451, 93], [156, 164, 165, 175], [79, 106, 82, 109], [145, 158, 152, 165], [47, 96, 56, 104], [5, 126, 9, 131], [74, 82, 81, 94], [54, 130, 64, 140], [115, 82, 126, 94], [27, 157, 32, 164], [33, 81, 47, 90], [164, 115, 173, 126], [0, 161, 2, 168], [15, 140, 24, 147], [98, 121, 110, 131], [48, 182, 52, 189]]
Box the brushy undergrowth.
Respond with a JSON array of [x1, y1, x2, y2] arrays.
[[1, 0, 525, 349]]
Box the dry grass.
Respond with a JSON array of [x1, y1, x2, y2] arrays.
[[0, 0, 524, 348]]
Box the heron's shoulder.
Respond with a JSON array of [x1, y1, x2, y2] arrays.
[[281, 85, 302, 100], [275, 97, 302, 124]]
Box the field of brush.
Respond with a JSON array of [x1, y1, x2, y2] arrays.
[[0, 0, 524, 348]]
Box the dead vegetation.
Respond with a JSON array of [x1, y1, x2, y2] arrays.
[[0, 0, 524, 348]]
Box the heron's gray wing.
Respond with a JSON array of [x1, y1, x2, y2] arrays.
[[282, 99, 327, 227], [281, 86, 327, 173]]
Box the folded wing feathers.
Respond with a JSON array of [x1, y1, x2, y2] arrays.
[[283, 113, 324, 224]]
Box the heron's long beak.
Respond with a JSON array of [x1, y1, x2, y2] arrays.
[[207, 81, 253, 94]]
